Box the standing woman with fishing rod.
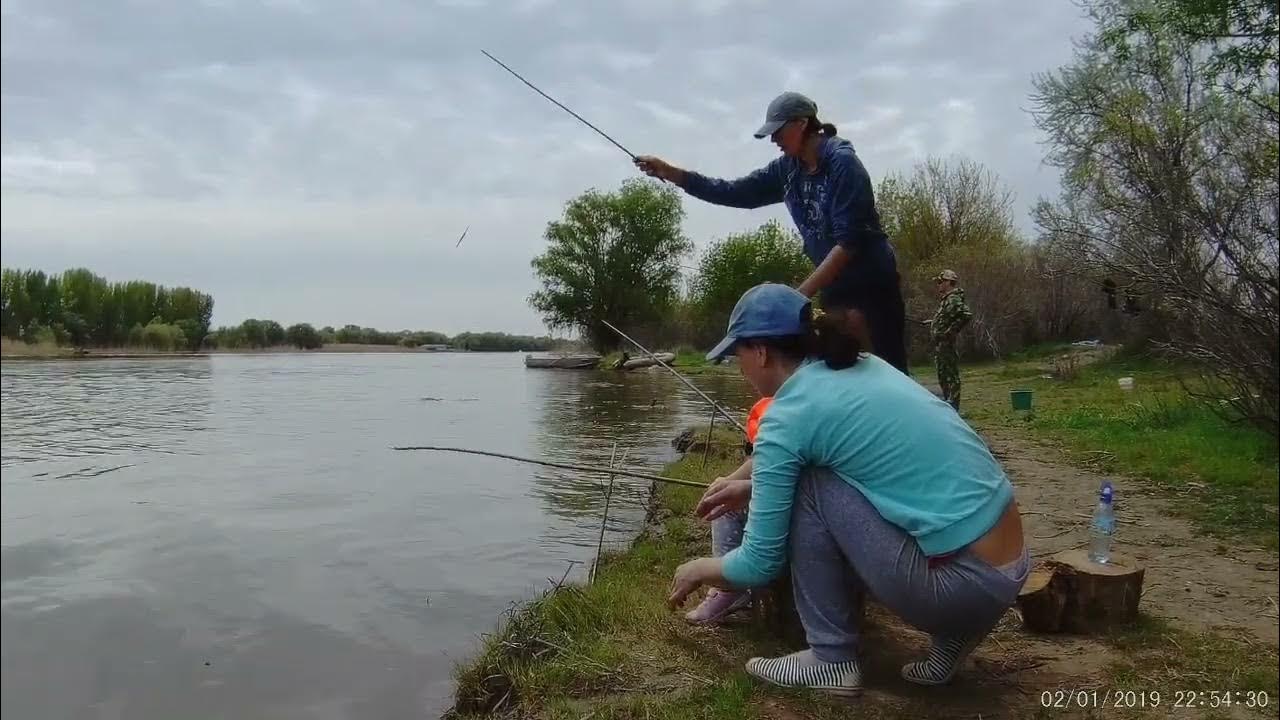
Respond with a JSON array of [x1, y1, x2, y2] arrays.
[[634, 92, 909, 373]]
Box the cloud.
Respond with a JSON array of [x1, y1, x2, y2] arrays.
[[1, 152, 98, 189], [634, 99, 697, 129], [1, 0, 1093, 332]]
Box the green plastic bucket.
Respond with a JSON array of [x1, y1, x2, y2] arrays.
[[1010, 389, 1034, 411]]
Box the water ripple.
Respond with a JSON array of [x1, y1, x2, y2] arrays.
[[1, 353, 754, 719]]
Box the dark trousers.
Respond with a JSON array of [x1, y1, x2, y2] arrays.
[[824, 275, 909, 375]]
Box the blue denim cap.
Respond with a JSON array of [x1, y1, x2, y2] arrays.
[[753, 91, 819, 138], [706, 283, 811, 361]]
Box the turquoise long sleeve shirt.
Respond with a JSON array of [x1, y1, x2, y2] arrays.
[[720, 355, 1014, 588]]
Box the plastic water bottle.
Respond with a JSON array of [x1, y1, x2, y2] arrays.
[[1088, 481, 1116, 564]]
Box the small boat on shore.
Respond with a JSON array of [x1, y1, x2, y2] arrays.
[[524, 353, 602, 370], [620, 352, 676, 371]]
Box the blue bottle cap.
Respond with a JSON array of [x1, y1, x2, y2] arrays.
[[1099, 481, 1113, 502]]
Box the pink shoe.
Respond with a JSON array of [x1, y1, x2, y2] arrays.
[[684, 589, 751, 625]]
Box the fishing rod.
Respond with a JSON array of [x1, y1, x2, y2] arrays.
[[479, 50, 738, 432], [601, 320, 747, 436], [391, 445, 709, 489], [481, 49, 637, 160]]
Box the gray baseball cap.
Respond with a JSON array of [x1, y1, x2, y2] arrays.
[[753, 91, 818, 138]]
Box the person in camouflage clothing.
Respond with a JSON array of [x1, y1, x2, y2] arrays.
[[928, 270, 972, 410]]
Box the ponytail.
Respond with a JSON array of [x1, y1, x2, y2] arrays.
[[803, 116, 839, 138], [805, 308, 861, 369], [739, 306, 862, 370]]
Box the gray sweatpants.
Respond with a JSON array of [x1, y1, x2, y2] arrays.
[[712, 509, 747, 558], [790, 468, 1030, 662]]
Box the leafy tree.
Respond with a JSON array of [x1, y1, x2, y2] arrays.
[[1032, 0, 1278, 434], [874, 155, 1109, 359], [401, 330, 450, 347], [689, 220, 810, 325], [1099, 0, 1278, 99], [60, 312, 88, 348], [1, 264, 561, 357], [286, 323, 323, 349], [167, 287, 214, 349], [0, 266, 216, 350], [876, 156, 1021, 271], [450, 332, 555, 351], [173, 319, 203, 350], [529, 178, 692, 351], [23, 323, 55, 345], [1, 269, 26, 339], [874, 156, 1037, 356], [204, 325, 246, 349], [239, 319, 269, 348], [140, 321, 187, 351], [262, 320, 286, 346], [59, 268, 108, 346], [335, 324, 364, 344], [25, 271, 61, 330], [116, 281, 160, 335]]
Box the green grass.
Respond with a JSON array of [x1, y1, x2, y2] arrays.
[[1108, 615, 1279, 695], [447, 433, 1277, 719], [1015, 614, 1280, 720], [448, 455, 763, 719], [673, 347, 711, 369], [447, 453, 925, 719], [674, 347, 744, 376], [599, 347, 718, 372], [1102, 615, 1279, 719], [942, 351, 1280, 549], [0, 338, 70, 357]]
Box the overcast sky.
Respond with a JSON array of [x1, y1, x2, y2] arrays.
[[1, 0, 1092, 335]]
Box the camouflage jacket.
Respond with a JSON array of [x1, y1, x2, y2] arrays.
[[931, 288, 973, 344]]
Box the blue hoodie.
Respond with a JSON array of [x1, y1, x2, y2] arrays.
[[681, 137, 897, 301]]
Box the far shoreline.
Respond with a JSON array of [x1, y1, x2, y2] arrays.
[[0, 343, 541, 361]]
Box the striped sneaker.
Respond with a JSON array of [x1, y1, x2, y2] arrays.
[[745, 649, 862, 697], [900, 633, 984, 686]]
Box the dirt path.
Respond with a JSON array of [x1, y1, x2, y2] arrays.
[[986, 429, 1279, 645]]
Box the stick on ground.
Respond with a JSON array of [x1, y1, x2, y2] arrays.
[[591, 444, 625, 584], [700, 409, 716, 471]]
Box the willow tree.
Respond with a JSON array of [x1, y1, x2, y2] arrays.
[[529, 179, 692, 351]]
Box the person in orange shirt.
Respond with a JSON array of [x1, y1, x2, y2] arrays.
[[684, 395, 773, 625], [746, 396, 773, 453]]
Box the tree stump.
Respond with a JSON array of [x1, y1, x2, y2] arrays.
[[1017, 549, 1145, 634]]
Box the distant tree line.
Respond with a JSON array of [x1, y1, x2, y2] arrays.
[[2, 267, 558, 353], [1, 267, 213, 351], [449, 331, 556, 352], [206, 322, 556, 352]]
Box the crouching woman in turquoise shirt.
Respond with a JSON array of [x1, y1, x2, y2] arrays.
[[668, 283, 1029, 696]]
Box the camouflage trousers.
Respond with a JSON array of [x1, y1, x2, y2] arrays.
[[934, 342, 961, 410]]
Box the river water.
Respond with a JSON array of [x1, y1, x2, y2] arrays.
[[0, 353, 753, 719]]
